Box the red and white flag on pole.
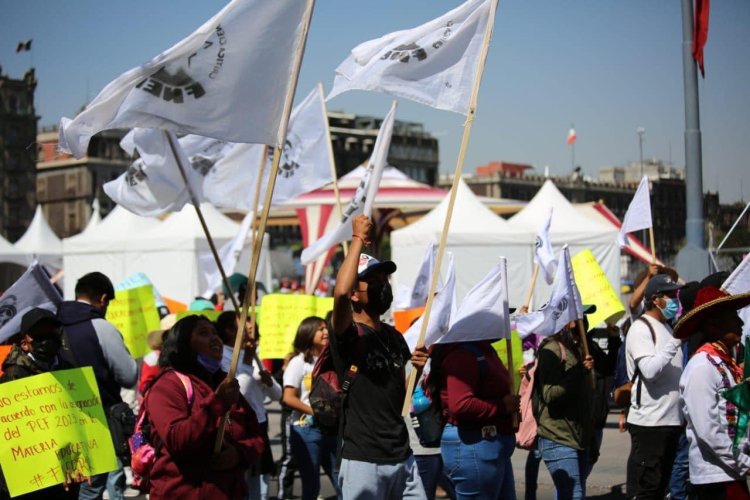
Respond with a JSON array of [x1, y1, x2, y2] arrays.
[[566, 126, 577, 145]]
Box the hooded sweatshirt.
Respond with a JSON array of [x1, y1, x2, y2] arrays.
[[56, 301, 137, 408]]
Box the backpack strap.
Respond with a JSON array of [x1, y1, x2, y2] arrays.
[[173, 372, 194, 406], [632, 317, 657, 407]]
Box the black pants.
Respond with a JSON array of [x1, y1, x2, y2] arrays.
[[690, 480, 750, 500], [628, 424, 682, 500]]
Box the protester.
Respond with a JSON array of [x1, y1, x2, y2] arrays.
[[0, 308, 79, 500], [625, 273, 684, 499], [428, 338, 519, 499], [534, 321, 595, 500], [628, 264, 678, 316], [145, 315, 264, 499], [56, 272, 138, 500], [676, 286, 750, 499], [331, 213, 429, 499], [216, 311, 281, 500], [281, 316, 339, 500]]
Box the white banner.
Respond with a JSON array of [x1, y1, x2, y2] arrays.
[[535, 208, 556, 285], [404, 253, 456, 351], [618, 176, 652, 247], [327, 0, 493, 116], [0, 262, 63, 343], [60, 0, 308, 158], [200, 210, 254, 297]]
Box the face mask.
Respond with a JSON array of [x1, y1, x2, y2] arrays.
[[197, 353, 221, 374], [32, 337, 61, 364], [658, 297, 680, 321], [368, 282, 393, 315]]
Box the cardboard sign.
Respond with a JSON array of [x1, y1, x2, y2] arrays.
[[105, 284, 160, 359], [0, 367, 117, 497], [571, 249, 626, 330], [258, 294, 333, 359]]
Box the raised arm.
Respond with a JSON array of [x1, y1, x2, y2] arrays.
[[332, 214, 373, 337]]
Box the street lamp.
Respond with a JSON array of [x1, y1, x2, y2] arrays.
[[636, 127, 645, 179]]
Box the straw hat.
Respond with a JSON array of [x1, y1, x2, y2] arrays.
[[147, 313, 177, 350], [672, 286, 750, 339]]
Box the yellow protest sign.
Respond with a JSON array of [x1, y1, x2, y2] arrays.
[[106, 284, 160, 358], [572, 249, 626, 330], [258, 294, 334, 359], [492, 331, 524, 392], [0, 367, 117, 497]]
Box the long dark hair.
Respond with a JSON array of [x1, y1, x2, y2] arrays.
[[293, 316, 324, 363], [159, 315, 213, 374]]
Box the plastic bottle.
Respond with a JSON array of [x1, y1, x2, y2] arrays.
[[412, 385, 431, 415]]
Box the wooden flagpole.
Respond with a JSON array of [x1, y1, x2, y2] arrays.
[[649, 226, 657, 263], [216, 0, 315, 453], [402, 0, 499, 416], [319, 81, 348, 257], [523, 264, 540, 309], [164, 131, 241, 312], [246, 145, 269, 369]]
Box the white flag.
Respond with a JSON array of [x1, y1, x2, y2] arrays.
[[404, 253, 456, 351], [515, 245, 583, 338], [201, 211, 254, 297], [59, 0, 309, 158], [437, 257, 512, 345], [104, 129, 201, 216], [618, 176, 652, 247], [0, 262, 63, 343], [300, 102, 396, 265], [722, 253, 750, 340], [535, 208, 556, 285], [327, 0, 494, 116], [409, 242, 439, 309]]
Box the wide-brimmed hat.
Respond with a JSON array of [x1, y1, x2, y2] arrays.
[[673, 286, 750, 339], [146, 313, 177, 350]]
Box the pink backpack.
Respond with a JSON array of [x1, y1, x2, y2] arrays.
[[129, 371, 193, 491], [515, 341, 566, 450]]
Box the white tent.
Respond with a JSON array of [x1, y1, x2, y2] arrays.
[[390, 179, 535, 306], [14, 206, 63, 269], [64, 204, 272, 304], [81, 199, 102, 235], [0, 232, 29, 267], [509, 180, 620, 307]]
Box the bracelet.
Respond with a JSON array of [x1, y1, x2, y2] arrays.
[[352, 234, 368, 245]]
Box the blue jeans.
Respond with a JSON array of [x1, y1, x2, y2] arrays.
[[79, 456, 124, 500], [289, 424, 339, 500], [538, 437, 587, 500], [669, 431, 689, 500], [441, 423, 516, 499], [414, 454, 455, 500]]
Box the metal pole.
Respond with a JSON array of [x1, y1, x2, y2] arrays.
[[637, 127, 646, 247], [681, 0, 705, 248]]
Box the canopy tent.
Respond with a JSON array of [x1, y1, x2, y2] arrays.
[[509, 180, 620, 307], [0, 232, 29, 267], [390, 178, 535, 306], [13, 206, 63, 270]]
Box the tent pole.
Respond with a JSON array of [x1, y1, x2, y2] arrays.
[[402, 0, 499, 416]]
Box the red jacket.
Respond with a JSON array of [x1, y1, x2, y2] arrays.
[[146, 369, 264, 500], [439, 341, 514, 433]]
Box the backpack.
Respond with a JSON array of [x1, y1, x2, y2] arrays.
[[308, 324, 366, 435], [128, 371, 193, 491], [412, 343, 488, 448], [516, 340, 567, 450], [612, 317, 655, 408]]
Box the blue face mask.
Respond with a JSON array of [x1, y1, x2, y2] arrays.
[[659, 297, 680, 321], [197, 353, 221, 374]]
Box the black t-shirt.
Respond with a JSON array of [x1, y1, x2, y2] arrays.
[[330, 321, 412, 464]]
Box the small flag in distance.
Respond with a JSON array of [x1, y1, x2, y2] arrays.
[[16, 40, 32, 52], [566, 126, 577, 145]]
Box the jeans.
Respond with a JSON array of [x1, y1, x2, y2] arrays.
[[79, 456, 124, 500], [441, 423, 516, 500], [538, 436, 587, 500], [289, 423, 339, 500], [524, 447, 542, 500], [669, 431, 689, 500], [414, 454, 455, 500]]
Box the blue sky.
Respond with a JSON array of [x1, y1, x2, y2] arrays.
[[2, 0, 749, 204]]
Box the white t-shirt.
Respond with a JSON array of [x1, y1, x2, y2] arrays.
[[625, 314, 683, 426], [680, 351, 750, 484], [282, 353, 316, 423]]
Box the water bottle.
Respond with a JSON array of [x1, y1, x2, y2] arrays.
[[412, 386, 431, 415]]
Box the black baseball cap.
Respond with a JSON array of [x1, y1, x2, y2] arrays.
[[644, 274, 682, 301], [20, 308, 62, 336]]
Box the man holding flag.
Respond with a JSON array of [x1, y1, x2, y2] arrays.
[[331, 214, 428, 499]]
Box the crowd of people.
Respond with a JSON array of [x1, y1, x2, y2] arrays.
[[1, 213, 749, 500]]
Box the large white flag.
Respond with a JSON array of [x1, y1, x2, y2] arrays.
[[200, 211, 254, 297], [300, 102, 397, 265], [410, 242, 440, 309], [535, 208, 556, 285], [515, 245, 583, 338], [327, 0, 494, 115], [0, 262, 63, 343], [722, 253, 750, 340], [404, 253, 456, 351], [104, 129, 201, 216], [437, 257, 512, 344], [59, 0, 309, 158], [618, 176, 652, 247]]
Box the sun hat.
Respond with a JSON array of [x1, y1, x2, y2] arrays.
[[672, 286, 750, 339]]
